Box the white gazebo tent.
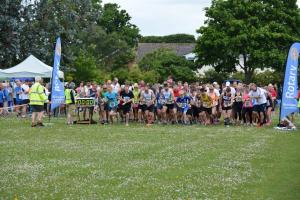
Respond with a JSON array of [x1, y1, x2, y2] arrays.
[[0, 69, 7, 79], [2, 55, 64, 79]]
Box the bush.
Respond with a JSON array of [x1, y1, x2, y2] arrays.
[[139, 49, 197, 82], [140, 34, 195, 43], [71, 50, 100, 83], [253, 70, 282, 86], [198, 69, 229, 84]]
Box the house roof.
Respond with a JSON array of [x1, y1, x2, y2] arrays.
[[136, 43, 196, 62]]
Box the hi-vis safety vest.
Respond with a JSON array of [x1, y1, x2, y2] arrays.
[[65, 89, 73, 104], [29, 82, 47, 105], [298, 99, 300, 108]]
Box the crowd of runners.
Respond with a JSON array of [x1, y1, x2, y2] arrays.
[[1, 77, 298, 127], [65, 78, 285, 127]]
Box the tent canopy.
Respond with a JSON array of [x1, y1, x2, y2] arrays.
[[1, 55, 64, 79], [0, 69, 6, 79]]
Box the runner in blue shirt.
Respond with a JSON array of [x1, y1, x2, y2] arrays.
[[104, 85, 119, 123], [155, 87, 163, 123], [176, 90, 192, 124]]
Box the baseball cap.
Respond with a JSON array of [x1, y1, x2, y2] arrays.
[[226, 81, 230, 87]]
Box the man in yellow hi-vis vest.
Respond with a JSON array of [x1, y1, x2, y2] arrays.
[[65, 82, 77, 125], [29, 76, 48, 127]]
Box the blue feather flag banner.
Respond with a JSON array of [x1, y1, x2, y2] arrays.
[[280, 43, 299, 120], [50, 37, 65, 111]]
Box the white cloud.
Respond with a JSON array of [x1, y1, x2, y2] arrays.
[[102, 0, 300, 36]]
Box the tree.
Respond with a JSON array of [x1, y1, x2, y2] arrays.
[[198, 69, 229, 84], [71, 50, 99, 82], [31, 0, 101, 65], [0, 0, 23, 68], [139, 49, 196, 82], [0, 0, 140, 83], [195, 0, 300, 83], [99, 3, 140, 47], [140, 34, 195, 43]]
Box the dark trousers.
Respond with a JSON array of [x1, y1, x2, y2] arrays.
[[242, 107, 253, 124], [234, 102, 243, 120]]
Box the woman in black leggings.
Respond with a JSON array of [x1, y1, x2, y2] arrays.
[[242, 88, 253, 125], [233, 91, 243, 124]]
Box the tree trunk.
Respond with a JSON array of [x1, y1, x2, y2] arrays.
[[244, 70, 253, 84], [242, 54, 254, 84]]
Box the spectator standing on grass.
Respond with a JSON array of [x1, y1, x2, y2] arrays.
[[29, 76, 48, 127], [65, 82, 77, 125], [5, 81, 13, 112], [0, 82, 8, 115], [14, 80, 23, 116], [20, 80, 30, 118]]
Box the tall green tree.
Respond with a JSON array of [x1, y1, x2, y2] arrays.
[[139, 49, 196, 82], [32, 0, 101, 65], [99, 3, 140, 47], [195, 0, 300, 83], [0, 0, 23, 68], [0, 0, 140, 82]]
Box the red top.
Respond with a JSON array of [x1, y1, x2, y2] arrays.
[[243, 92, 253, 108], [270, 89, 277, 99], [173, 89, 180, 98]]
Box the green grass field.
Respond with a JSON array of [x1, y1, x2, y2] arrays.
[[0, 117, 300, 199]]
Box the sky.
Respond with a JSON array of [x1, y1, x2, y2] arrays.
[[102, 0, 300, 36]]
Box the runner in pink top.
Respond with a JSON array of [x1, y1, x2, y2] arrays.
[[242, 88, 253, 125]]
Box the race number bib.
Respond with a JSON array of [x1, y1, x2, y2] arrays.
[[124, 96, 130, 103], [245, 100, 251, 107], [224, 101, 230, 107], [109, 102, 116, 108], [236, 96, 243, 102]]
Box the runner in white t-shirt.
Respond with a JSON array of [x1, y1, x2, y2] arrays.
[[249, 83, 267, 127]]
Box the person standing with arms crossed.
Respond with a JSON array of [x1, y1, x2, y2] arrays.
[[29, 76, 48, 127], [65, 82, 77, 125]]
